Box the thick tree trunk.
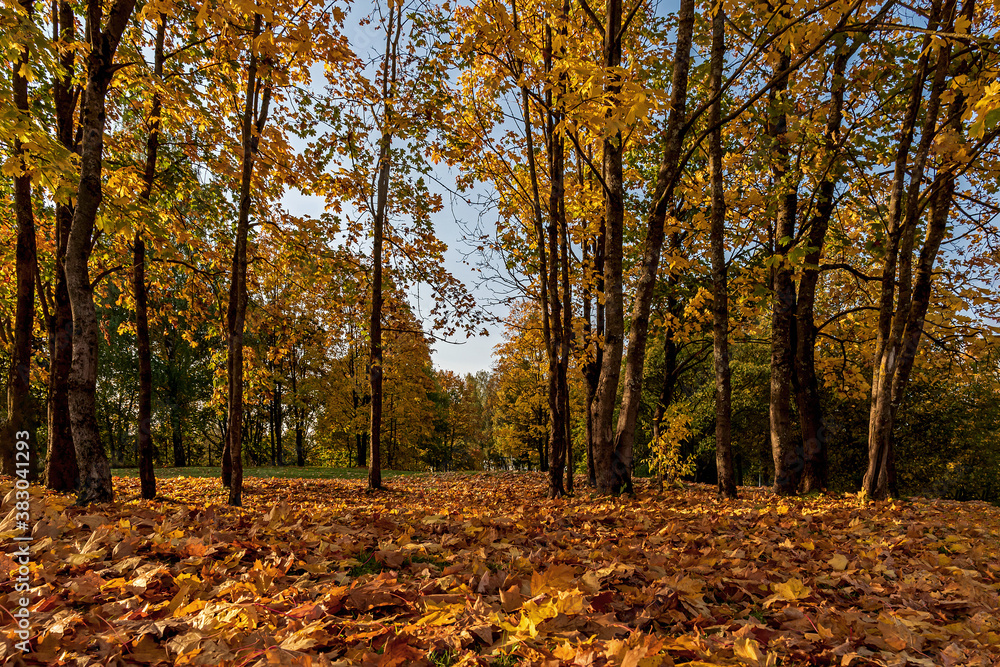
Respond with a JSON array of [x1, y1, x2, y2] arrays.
[[767, 49, 801, 497], [66, 0, 138, 505], [135, 15, 165, 500], [592, 0, 626, 495], [708, 5, 737, 499], [225, 14, 271, 506], [611, 0, 695, 495], [4, 0, 39, 482]]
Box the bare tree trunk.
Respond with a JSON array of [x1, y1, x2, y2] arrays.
[[583, 219, 604, 488], [369, 5, 401, 491], [864, 0, 951, 500], [793, 44, 853, 494], [542, 10, 570, 499], [592, 0, 626, 495], [45, 0, 79, 491], [4, 0, 39, 482], [708, 3, 737, 499], [611, 0, 695, 495], [225, 13, 272, 506], [134, 15, 166, 500], [767, 47, 801, 497], [562, 210, 573, 494], [65, 0, 138, 505]]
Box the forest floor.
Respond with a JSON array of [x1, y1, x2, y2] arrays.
[[110, 466, 426, 481], [1, 472, 999, 666]]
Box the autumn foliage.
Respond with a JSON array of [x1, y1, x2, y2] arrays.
[[3, 473, 999, 665]]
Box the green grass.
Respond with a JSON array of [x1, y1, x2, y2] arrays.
[[111, 466, 426, 480]]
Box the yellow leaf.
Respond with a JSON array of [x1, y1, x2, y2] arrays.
[[828, 554, 849, 571], [764, 578, 811, 607], [734, 637, 765, 665]]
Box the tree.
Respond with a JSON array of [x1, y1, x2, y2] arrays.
[[2, 0, 39, 482], [707, 0, 737, 499], [64, 0, 139, 504]]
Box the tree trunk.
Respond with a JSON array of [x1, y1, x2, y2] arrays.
[[65, 0, 139, 505], [45, 0, 78, 492], [611, 0, 695, 495], [369, 5, 400, 492], [583, 220, 604, 488], [543, 12, 569, 500], [708, 3, 737, 500], [793, 44, 853, 494], [292, 350, 305, 466], [225, 13, 271, 506], [864, 0, 950, 500], [135, 15, 165, 500], [592, 0, 626, 495], [767, 48, 801, 497], [4, 0, 39, 482]]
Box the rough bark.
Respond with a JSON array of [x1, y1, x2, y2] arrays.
[[610, 0, 695, 495], [767, 47, 801, 497], [591, 0, 626, 495], [225, 14, 271, 506], [793, 40, 856, 494], [369, 5, 400, 491], [134, 15, 165, 500], [45, 0, 79, 491], [708, 4, 737, 499], [582, 218, 604, 488], [543, 10, 570, 500], [4, 0, 39, 482], [65, 0, 138, 505], [864, 0, 951, 500]]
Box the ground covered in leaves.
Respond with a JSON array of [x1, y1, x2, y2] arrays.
[[2, 473, 999, 666]]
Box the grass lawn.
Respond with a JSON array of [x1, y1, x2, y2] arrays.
[[111, 465, 427, 480]]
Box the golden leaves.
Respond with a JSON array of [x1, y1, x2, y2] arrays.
[[5, 473, 1000, 665]]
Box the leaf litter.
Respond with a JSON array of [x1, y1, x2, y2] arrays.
[[2, 472, 999, 666]]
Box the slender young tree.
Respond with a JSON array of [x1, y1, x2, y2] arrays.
[[590, 0, 627, 495], [223, 13, 273, 506], [367, 1, 402, 491], [608, 0, 696, 495], [708, 1, 737, 499], [3, 0, 39, 481], [44, 0, 79, 492], [134, 14, 167, 500]]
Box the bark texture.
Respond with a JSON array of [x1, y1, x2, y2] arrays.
[[135, 15, 166, 500], [708, 4, 737, 499], [44, 0, 79, 492], [591, 0, 626, 495], [368, 4, 400, 491], [864, 0, 964, 499], [4, 0, 39, 481], [609, 0, 695, 495], [767, 49, 801, 497], [225, 14, 272, 506], [65, 0, 138, 505]]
